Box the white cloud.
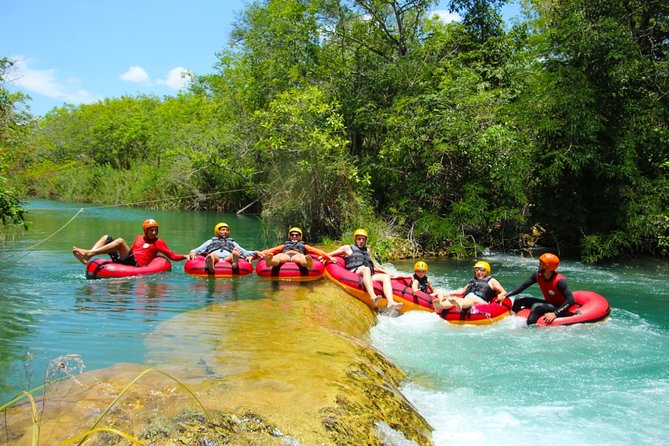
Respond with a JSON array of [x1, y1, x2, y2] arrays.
[[120, 65, 152, 85], [8, 58, 96, 105], [430, 9, 462, 23], [156, 67, 192, 90], [120, 66, 191, 90]]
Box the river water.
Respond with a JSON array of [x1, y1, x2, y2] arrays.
[[1, 200, 667, 445]]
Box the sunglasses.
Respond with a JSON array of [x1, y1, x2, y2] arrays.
[[474, 267, 486, 271], [289, 233, 301, 237]]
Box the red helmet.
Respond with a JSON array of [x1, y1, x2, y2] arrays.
[[142, 218, 159, 232], [539, 253, 559, 272]]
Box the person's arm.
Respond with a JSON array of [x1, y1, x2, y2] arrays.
[[445, 286, 467, 298], [327, 245, 351, 258], [189, 239, 210, 259], [155, 239, 187, 261], [553, 278, 576, 317], [502, 272, 538, 298], [304, 244, 336, 263], [411, 279, 420, 295], [233, 242, 256, 260], [490, 278, 507, 302], [260, 245, 283, 257]]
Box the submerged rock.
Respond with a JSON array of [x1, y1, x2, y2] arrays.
[[2, 281, 433, 445]]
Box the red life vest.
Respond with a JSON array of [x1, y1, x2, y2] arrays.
[[537, 272, 567, 306], [130, 235, 184, 266]]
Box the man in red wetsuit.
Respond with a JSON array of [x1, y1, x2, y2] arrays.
[[500, 253, 576, 325], [72, 219, 187, 266]]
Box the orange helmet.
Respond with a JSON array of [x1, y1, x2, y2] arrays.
[[142, 219, 159, 231], [539, 253, 560, 272]]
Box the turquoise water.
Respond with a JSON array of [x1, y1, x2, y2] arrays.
[[373, 256, 669, 446], [1, 200, 668, 445]]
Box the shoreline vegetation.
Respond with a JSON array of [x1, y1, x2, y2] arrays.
[[1, 285, 434, 445], [2, 1, 668, 263]]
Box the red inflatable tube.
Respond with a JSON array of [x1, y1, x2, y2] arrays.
[[437, 297, 513, 325], [324, 257, 433, 313], [255, 256, 325, 281], [86, 257, 172, 280], [514, 290, 610, 326], [183, 256, 253, 278]]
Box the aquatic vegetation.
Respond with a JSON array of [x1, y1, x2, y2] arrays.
[[2, 366, 209, 446]]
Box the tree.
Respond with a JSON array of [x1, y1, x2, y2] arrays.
[[0, 58, 30, 228], [518, 0, 669, 260]]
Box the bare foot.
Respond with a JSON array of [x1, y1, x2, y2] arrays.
[[264, 253, 273, 266], [449, 298, 463, 311], [387, 301, 403, 311], [372, 295, 381, 307], [432, 297, 443, 312], [72, 247, 90, 265], [305, 255, 313, 270], [205, 256, 215, 274], [231, 251, 240, 268]]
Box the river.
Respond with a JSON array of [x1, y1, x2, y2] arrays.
[[1, 200, 667, 445]]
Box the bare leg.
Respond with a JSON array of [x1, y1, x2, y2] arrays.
[[205, 253, 219, 273], [73, 236, 129, 264], [432, 292, 455, 312], [267, 253, 291, 267], [357, 266, 380, 304], [292, 253, 312, 269], [375, 274, 402, 310], [452, 296, 486, 310], [448, 297, 463, 311], [230, 249, 241, 268]]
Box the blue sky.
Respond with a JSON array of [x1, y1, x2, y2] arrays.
[[2, 1, 519, 117]]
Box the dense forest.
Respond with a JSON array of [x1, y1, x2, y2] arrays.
[[1, 0, 668, 262]]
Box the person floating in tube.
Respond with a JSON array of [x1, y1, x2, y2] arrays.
[[188, 222, 263, 273], [432, 261, 507, 313], [326, 228, 405, 311], [260, 227, 330, 270], [72, 219, 187, 267], [499, 253, 576, 325]]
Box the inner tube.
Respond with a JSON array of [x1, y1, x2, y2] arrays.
[[437, 297, 513, 325], [85, 257, 172, 280], [184, 256, 253, 278], [514, 290, 610, 326], [256, 256, 325, 281], [324, 257, 433, 313]]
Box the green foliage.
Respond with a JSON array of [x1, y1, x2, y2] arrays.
[[0, 58, 29, 230], [254, 86, 359, 238], [5, 0, 668, 262]]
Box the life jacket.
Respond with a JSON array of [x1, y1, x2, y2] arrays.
[[413, 273, 430, 293], [464, 276, 496, 302], [202, 237, 237, 255], [345, 244, 374, 274], [282, 240, 306, 254], [537, 272, 567, 306]]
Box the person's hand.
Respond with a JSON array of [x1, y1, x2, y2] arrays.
[[257, 251, 266, 259], [187, 252, 196, 260], [543, 312, 557, 324]]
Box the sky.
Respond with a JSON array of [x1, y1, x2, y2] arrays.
[[2, 1, 519, 117]]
